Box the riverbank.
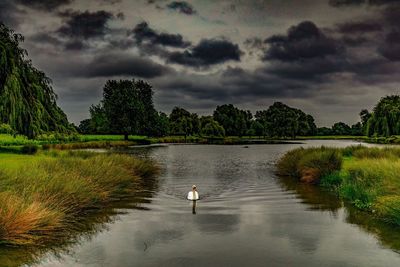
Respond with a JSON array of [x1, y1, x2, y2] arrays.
[[1, 133, 398, 153], [0, 151, 158, 246], [0, 133, 363, 150], [277, 146, 400, 226]]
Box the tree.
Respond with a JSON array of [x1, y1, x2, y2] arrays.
[[317, 127, 333, 136], [351, 122, 363, 136], [89, 104, 109, 133], [152, 112, 170, 137], [78, 119, 92, 134], [102, 80, 144, 140], [250, 121, 264, 138], [365, 95, 400, 137], [169, 107, 199, 139], [359, 109, 371, 134], [201, 119, 225, 137], [0, 23, 74, 138], [254, 102, 315, 139], [332, 122, 351, 135], [213, 104, 250, 136], [136, 80, 157, 135]]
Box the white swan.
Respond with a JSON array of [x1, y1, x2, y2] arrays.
[[187, 185, 199, 200]]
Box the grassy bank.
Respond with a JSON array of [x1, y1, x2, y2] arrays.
[[277, 146, 400, 226], [0, 134, 372, 149], [0, 151, 158, 246]]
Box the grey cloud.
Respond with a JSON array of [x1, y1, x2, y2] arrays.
[[80, 52, 172, 78], [132, 21, 190, 48], [336, 21, 382, 33], [167, 1, 196, 15], [16, 0, 73, 11], [329, 0, 399, 6], [57, 10, 114, 39], [329, 0, 366, 7], [378, 31, 400, 61], [0, 1, 23, 27], [264, 21, 345, 62], [167, 38, 242, 67]]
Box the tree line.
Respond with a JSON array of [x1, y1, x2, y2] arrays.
[[79, 79, 400, 139], [79, 79, 320, 139]]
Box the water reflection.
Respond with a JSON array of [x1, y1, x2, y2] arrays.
[[192, 200, 197, 214], [278, 173, 400, 253], [2, 142, 400, 267]]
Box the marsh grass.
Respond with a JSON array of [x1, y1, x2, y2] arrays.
[[278, 146, 400, 225], [277, 147, 342, 183], [41, 141, 138, 150], [0, 151, 158, 246]]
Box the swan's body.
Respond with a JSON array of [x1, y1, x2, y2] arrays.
[[187, 191, 199, 200]]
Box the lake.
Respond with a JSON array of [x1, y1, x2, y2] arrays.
[[3, 140, 400, 266]]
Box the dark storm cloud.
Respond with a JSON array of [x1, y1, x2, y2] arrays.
[[377, 5, 400, 61], [379, 31, 400, 61], [167, 39, 242, 67], [0, 1, 21, 27], [264, 21, 344, 62], [64, 40, 88, 50], [167, 1, 196, 15], [368, 0, 400, 5], [329, 0, 365, 6], [329, 0, 400, 6], [80, 52, 172, 78], [57, 10, 114, 39], [341, 35, 370, 46], [132, 21, 191, 48], [336, 21, 382, 33], [16, 0, 73, 11]]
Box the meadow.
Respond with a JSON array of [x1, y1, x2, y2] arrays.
[[277, 146, 400, 226]]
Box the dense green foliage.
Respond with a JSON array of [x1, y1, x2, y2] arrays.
[[0, 24, 74, 138], [278, 146, 400, 226], [255, 102, 316, 138], [200, 118, 225, 137], [169, 107, 199, 138], [80, 79, 159, 140], [365, 95, 400, 137], [213, 104, 250, 136]]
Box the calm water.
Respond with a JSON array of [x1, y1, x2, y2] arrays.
[[2, 140, 400, 267]]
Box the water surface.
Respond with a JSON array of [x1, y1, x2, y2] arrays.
[[3, 140, 400, 266]]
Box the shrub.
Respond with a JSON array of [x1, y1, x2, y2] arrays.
[[21, 145, 38, 155], [297, 148, 342, 183], [0, 124, 15, 134], [277, 147, 305, 178]]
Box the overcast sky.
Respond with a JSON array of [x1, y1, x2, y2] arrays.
[[1, 0, 399, 126]]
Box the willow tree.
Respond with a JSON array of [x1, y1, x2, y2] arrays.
[[0, 23, 73, 138], [366, 95, 400, 137]]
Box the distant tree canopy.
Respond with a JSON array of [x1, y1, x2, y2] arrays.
[[80, 95, 320, 139], [254, 102, 316, 138], [365, 95, 400, 137], [0, 23, 74, 138], [200, 118, 225, 138], [213, 104, 250, 136], [169, 107, 199, 138], [82, 79, 158, 140]]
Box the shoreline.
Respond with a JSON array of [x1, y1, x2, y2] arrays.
[[277, 146, 400, 226], [0, 151, 159, 247]]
